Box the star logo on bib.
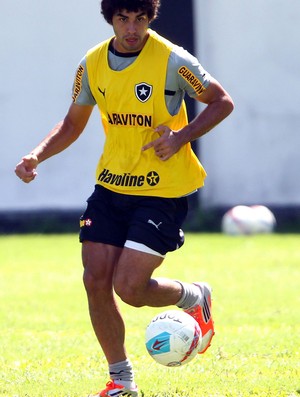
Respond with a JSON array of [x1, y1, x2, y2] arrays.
[[135, 82, 152, 103]]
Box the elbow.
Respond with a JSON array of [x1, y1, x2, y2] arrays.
[[225, 94, 235, 116]]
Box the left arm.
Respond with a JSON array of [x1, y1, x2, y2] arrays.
[[142, 77, 234, 161], [179, 77, 234, 142]]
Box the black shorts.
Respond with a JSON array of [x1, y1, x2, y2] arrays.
[[79, 185, 188, 256]]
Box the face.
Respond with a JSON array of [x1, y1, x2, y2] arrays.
[[112, 10, 150, 53]]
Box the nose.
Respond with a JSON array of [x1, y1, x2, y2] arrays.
[[127, 21, 137, 34]]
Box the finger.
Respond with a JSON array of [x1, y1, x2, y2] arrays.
[[21, 172, 38, 183], [158, 154, 170, 161], [22, 155, 38, 170], [142, 140, 156, 151], [15, 164, 37, 182], [14, 163, 25, 178], [155, 125, 170, 135]]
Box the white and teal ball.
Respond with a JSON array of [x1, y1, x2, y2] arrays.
[[145, 310, 201, 367]]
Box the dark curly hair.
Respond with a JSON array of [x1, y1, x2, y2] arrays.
[[101, 0, 161, 24]]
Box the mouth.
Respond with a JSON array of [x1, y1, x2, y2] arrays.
[[125, 36, 139, 45]]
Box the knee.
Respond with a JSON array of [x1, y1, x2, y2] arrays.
[[114, 279, 145, 307], [81, 241, 118, 297], [83, 267, 110, 297], [83, 268, 97, 292]]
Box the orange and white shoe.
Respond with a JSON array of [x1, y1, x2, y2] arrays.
[[91, 380, 138, 397], [184, 282, 215, 354]]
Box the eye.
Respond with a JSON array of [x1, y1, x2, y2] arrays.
[[119, 16, 127, 22]]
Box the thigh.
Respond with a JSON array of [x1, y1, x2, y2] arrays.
[[82, 241, 122, 282], [114, 247, 164, 289]]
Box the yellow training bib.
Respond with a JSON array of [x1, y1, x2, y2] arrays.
[[86, 30, 206, 197]]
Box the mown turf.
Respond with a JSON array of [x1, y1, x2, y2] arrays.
[[0, 234, 299, 396]]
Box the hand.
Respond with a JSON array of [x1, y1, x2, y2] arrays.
[[15, 154, 38, 183], [142, 125, 181, 161]]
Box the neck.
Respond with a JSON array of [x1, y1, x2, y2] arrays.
[[109, 39, 142, 57]]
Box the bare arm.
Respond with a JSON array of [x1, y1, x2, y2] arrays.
[[142, 78, 234, 160], [181, 77, 234, 141], [15, 103, 94, 183]]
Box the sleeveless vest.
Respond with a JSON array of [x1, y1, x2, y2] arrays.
[[86, 30, 206, 197]]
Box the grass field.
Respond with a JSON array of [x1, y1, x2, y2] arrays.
[[0, 233, 299, 397]]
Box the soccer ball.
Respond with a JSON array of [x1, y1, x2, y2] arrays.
[[221, 205, 276, 235], [250, 205, 276, 233], [145, 310, 201, 367], [221, 205, 257, 235]]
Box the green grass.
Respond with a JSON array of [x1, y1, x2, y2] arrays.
[[0, 234, 299, 397]]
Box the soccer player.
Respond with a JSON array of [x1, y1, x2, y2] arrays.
[[15, 1, 234, 396]]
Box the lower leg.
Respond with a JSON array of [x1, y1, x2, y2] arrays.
[[82, 242, 128, 364], [86, 286, 127, 364]]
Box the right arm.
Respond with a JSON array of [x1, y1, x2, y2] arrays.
[[15, 103, 94, 183]]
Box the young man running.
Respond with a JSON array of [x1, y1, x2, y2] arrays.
[[15, 1, 234, 395]]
